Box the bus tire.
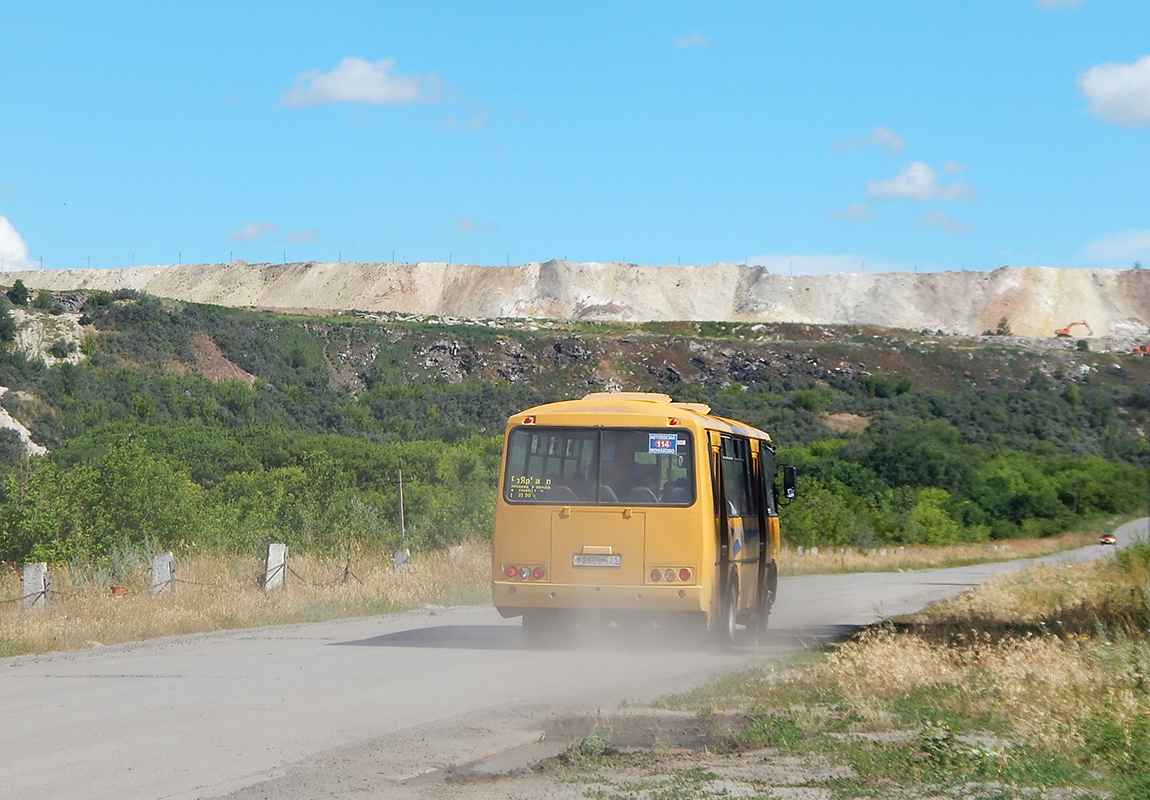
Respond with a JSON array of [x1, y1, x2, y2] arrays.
[[753, 561, 777, 640], [713, 577, 737, 649]]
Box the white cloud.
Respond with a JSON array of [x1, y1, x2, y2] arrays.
[[744, 253, 910, 276], [921, 210, 972, 234], [866, 126, 905, 154], [673, 31, 712, 49], [833, 125, 905, 155], [441, 104, 489, 131], [1077, 55, 1150, 127], [281, 57, 440, 108], [285, 229, 318, 244], [228, 221, 280, 242], [455, 219, 499, 235], [1084, 229, 1150, 264], [867, 161, 974, 202], [0, 214, 36, 270], [827, 202, 873, 222]]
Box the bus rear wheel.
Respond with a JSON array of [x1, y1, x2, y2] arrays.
[[713, 578, 737, 649], [753, 561, 778, 640]]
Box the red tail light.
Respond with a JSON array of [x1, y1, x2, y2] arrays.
[[649, 568, 662, 582], [679, 568, 692, 582], [502, 564, 546, 581]]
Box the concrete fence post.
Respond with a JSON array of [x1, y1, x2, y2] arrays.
[[151, 552, 175, 595], [264, 543, 288, 591], [393, 548, 411, 571], [22, 562, 50, 609]]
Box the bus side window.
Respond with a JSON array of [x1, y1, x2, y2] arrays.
[[761, 445, 778, 516], [721, 435, 753, 517]]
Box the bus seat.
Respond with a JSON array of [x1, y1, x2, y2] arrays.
[[664, 487, 691, 504], [624, 486, 659, 503], [597, 484, 618, 503], [544, 485, 578, 501]]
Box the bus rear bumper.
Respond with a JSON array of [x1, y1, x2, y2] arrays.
[[492, 581, 706, 619]]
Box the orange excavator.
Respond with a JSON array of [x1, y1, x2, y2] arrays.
[[1054, 320, 1092, 337]]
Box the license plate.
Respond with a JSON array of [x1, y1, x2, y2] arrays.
[[572, 554, 622, 568]]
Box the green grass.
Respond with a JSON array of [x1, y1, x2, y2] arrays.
[[582, 768, 730, 800], [551, 541, 1150, 799]]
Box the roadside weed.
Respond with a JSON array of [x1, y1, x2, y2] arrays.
[[591, 540, 1150, 798]]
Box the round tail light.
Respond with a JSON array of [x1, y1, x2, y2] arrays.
[[532, 566, 545, 580], [679, 568, 691, 582], [504, 565, 518, 578], [664, 568, 675, 582], [649, 568, 662, 582]]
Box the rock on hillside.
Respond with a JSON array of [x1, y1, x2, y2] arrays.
[[11, 308, 85, 367], [6, 261, 1150, 339]]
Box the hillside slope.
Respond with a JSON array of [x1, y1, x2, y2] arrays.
[[6, 261, 1150, 339]]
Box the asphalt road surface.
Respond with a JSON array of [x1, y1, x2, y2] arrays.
[[2, 518, 1145, 800]]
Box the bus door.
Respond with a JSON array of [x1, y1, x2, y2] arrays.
[[709, 432, 730, 582], [713, 433, 760, 617], [755, 442, 780, 616]]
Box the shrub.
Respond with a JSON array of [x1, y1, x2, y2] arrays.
[[5, 280, 29, 306]]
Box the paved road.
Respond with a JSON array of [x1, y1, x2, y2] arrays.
[[2, 519, 1145, 800]]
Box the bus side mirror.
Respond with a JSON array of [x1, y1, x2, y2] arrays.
[[781, 466, 797, 502]]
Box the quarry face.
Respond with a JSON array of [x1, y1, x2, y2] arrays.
[[6, 261, 1149, 341]]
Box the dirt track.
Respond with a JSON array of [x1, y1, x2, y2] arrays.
[[7, 261, 1150, 338], [2, 521, 1144, 800]]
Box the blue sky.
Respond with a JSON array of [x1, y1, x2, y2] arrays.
[[1, 1, 1148, 275]]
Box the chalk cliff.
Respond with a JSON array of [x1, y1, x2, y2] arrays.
[[7, 261, 1149, 339]]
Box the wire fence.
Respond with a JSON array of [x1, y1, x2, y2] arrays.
[[1, 547, 393, 609], [11, 251, 395, 272], [0, 589, 43, 605]]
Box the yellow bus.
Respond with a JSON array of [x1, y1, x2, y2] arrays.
[[491, 392, 795, 645]]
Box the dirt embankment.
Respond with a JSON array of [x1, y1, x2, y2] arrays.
[[6, 262, 1149, 340]]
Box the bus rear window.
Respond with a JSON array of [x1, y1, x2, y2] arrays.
[[504, 427, 694, 505]]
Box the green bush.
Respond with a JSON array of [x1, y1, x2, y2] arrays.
[[1, 291, 1146, 561]]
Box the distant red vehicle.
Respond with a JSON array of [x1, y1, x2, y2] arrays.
[[1099, 533, 1117, 546]]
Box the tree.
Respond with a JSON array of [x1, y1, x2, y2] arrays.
[[6, 280, 29, 306], [0, 305, 16, 342], [69, 437, 203, 556], [857, 420, 980, 495], [32, 289, 59, 312], [780, 476, 864, 547]]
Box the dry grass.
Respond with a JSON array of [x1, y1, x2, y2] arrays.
[[0, 528, 1122, 658], [0, 543, 491, 656], [809, 626, 1108, 744], [780, 531, 1096, 576], [803, 544, 1150, 749]]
